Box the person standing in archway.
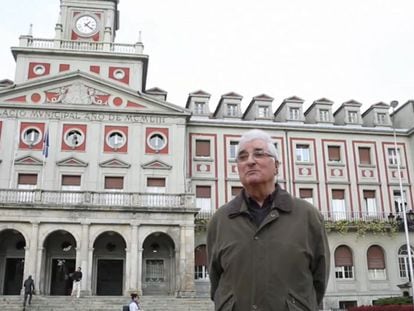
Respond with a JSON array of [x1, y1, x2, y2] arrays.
[[71, 267, 82, 298], [23, 275, 35, 307]]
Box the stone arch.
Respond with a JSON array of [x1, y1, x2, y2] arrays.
[[141, 231, 176, 295], [89, 227, 129, 250], [41, 229, 77, 295], [0, 228, 27, 294], [92, 230, 127, 296]]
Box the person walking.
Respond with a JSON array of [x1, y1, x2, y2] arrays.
[[207, 129, 330, 311], [71, 267, 82, 298], [23, 275, 35, 307], [128, 293, 142, 311]]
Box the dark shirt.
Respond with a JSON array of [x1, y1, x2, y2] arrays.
[[23, 278, 35, 294], [243, 189, 275, 227], [72, 271, 82, 282]]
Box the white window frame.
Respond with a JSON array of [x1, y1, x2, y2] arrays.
[[347, 111, 358, 123], [376, 112, 387, 125], [368, 268, 386, 280], [194, 101, 205, 114], [295, 144, 310, 162], [319, 109, 329, 122], [258, 105, 270, 118], [332, 198, 346, 220], [388, 148, 401, 166], [227, 104, 238, 116], [335, 265, 354, 280], [364, 196, 377, 217], [229, 141, 238, 160], [289, 107, 300, 120]]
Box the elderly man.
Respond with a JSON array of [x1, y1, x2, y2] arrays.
[[207, 129, 330, 311]]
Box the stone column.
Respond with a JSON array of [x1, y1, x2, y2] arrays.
[[177, 225, 196, 297], [87, 247, 94, 294], [137, 246, 143, 295], [35, 246, 43, 294], [27, 222, 39, 278], [129, 224, 139, 293], [80, 223, 90, 295]]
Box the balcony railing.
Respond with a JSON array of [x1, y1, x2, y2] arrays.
[[17, 37, 144, 54], [0, 189, 194, 209]]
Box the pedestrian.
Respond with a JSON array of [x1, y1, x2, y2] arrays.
[[71, 267, 82, 298], [207, 129, 330, 311], [23, 275, 35, 307], [128, 293, 142, 311]]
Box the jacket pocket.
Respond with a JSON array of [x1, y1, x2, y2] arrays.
[[214, 291, 235, 311], [286, 293, 311, 311]]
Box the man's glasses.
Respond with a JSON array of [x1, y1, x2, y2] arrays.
[[236, 150, 274, 162]]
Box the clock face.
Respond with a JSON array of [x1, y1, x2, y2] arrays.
[[75, 15, 98, 36]]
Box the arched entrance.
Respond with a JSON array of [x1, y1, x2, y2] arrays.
[[142, 232, 175, 295], [93, 231, 126, 295], [43, 230, 76, 295], [0, 229, 26, 294]]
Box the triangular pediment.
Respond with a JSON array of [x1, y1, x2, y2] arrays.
[[14, 155, 44, 166], [284, 96, 304, 103], [99, 158, 131, 168], [57, 157, 88, 167], [189, 90, 211, 97], [141, 160, 172, 170], [252, 94, 274, 101], [221, 92, 243, 99], [0, 71, 190, 115]]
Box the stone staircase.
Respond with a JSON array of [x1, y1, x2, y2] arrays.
[[0, 295, 214, 311]]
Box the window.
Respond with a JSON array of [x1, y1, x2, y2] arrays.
[[398, 245, 414, 278], [299, 188, 313, 205], [23, 128, 41, 146], [61, 175, 82, 204], [388, 148, 401, 165], [347, 111, 358, 123], [195, 140, 210, 157], [229, 141, 238, 160], [319, 109, 329, 122], [107, 131, 126, 149], [358, 147, 371, 165], [148, 133, 166, 151], [377, 112, 387, 125], [367, 245, 386, 280], [227, 104, 238, 116], [231, 186, 243, 198], [196, 186, 211, 215], [335, 245, 354, 279], [17, 173, 37, 202], [394, 190, 407, 214], [363, 190, 377, 217], [195, 245, 209, 280], [332, 189, 346, 220], [258, 105, 270, 118], [194, 101, 205, 114], [147, 178, 166, 193], [289, 107, 300, 120], [328, 146, 341, 162], [104, 176, 124, 205], [145, 259, 164, 282], [64, 129, 83, 148], [295, 144, 310, 162]]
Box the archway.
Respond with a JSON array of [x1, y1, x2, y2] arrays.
[[93, 231, 126, 295], [0, 229, 26, 294], [43, 230, 76, 295], [142, 232, 175, 295]]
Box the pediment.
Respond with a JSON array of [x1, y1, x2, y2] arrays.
[[56, 157, 88, 167], [221, 92, 243, 99], [314, 97, 334, 105], [14, 155, 43, 166], [284, 96, 304, 103], [0, 71, 190, 115], [189, 90, 211, 97], [252, 94, 274, 101], [99, 158, 131, 168], [141, 160, 172, 170]]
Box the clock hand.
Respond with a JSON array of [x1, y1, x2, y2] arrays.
[[84, 22, 94, 30]]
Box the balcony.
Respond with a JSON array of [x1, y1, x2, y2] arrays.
[[14, 37, 144, 55], [0, 189, 195, 211]]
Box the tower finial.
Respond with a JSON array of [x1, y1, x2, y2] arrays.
[[138, 30, 142, 43], [28, 24, 33, 36]]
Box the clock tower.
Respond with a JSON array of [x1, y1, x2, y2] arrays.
[[58, 0, 119, 42]]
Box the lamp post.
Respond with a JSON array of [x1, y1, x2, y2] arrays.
[[390, 100, 414, 300]]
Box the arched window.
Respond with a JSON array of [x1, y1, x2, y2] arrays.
[[398, 245, 414, 279], [335, 245, 354, 279], [194, 245, 208, 280], [367, 245, 386, 280]]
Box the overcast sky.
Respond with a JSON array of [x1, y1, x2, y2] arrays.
[[1, 0, 414, 112]]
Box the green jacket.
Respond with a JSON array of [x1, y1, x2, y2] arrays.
[[207, 185, 330, 311]]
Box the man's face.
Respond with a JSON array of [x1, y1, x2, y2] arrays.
[[237, 139, 278, 188]]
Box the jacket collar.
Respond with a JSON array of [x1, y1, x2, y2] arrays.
[[228, 184, 293, 218]]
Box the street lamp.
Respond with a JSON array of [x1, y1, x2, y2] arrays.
[[391, 100, 414, 300]]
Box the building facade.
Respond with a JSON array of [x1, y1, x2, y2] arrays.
[[0, 0, 414, 309]]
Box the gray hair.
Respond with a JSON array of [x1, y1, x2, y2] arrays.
[[238, 129, 279, 161]]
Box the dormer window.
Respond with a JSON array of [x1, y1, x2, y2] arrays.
[[347, 111, 358, 123], [227, 104, 238, 117], [289, 107, 300, 120], [319, 109, 330, 122], [258, 105, 270, 118], [376, 112, 387, 125], [194, 102, 205, 114]]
